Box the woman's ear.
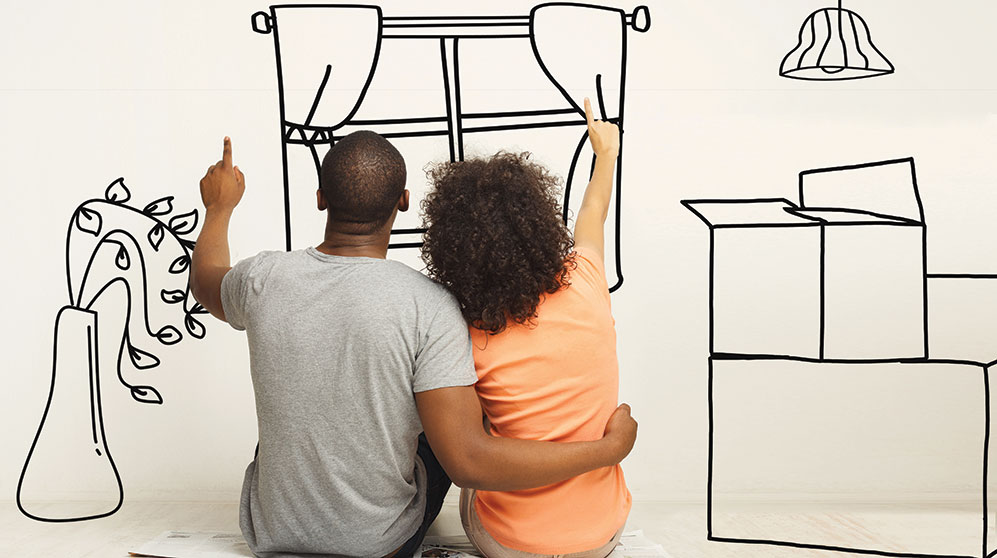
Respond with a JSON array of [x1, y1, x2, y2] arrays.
[[398, 189, 410, 213], [316, 189, 327, 211]]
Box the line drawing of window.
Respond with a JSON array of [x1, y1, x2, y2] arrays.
[[251, 2, 652, 292], [17, 179, 206, 522], [683, 158, 997, 558]]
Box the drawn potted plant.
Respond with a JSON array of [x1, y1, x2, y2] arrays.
[[16, 178, 207, 522]]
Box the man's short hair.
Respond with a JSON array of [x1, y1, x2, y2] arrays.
[[320, 131, 406, 234]]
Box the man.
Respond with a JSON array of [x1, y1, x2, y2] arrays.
[[191, 132, 637, 557]]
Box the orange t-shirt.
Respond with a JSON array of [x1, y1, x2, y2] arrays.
[[469, 247, 631, 554]]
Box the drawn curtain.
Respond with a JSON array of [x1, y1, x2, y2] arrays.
[[531, 4, 626, 121]]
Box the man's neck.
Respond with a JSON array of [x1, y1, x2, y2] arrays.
[[315, 228, 390, 259]]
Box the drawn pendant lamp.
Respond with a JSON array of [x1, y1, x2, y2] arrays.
[[17, 179, 205, 522], [780, 0, 894, 80]]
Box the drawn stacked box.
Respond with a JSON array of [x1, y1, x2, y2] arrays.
[[682, 158, 997, 556], [683, 158, 926, 360]]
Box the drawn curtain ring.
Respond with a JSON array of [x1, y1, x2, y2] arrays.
[[251, 11, 272, 35], [629, 5, 651, 33]]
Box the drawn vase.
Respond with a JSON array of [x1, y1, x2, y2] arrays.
[[17, 306, 122, 521]]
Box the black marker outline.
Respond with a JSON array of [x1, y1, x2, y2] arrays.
[[17, 179, 206, 522], [780, 1, 895, 81], [254, 2, 651, 292], [685, 159, 997, 557]]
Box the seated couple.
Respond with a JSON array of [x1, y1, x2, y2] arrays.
[[190, 99, 634, 558]]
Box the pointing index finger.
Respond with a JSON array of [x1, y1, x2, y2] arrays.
[[584, 97, 595, 127], [222, 136, 232, 169]]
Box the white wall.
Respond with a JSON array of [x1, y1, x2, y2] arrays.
[[3, 0, 997, 514]]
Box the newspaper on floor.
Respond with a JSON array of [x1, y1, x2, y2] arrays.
[[130, 531, 253, 558], [420, 530, 669, 558], [608, 530, 670, 557], [420, 535, 479, 558]]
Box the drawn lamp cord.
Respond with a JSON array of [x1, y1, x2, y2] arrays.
[[780, 0, 894, 80], [17, 178, 207, 522]]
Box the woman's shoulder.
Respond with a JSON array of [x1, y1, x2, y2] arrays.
[[567, 247, 610, 298]]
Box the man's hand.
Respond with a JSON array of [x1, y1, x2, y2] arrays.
[[603, 403, 638, 464], [199, 137, 245, 213], [584, 98, 620, 160]]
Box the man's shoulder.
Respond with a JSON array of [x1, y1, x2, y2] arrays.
[[383, 260, 453, 302], [227, 250, 285, 280], [234, 249, 287, 267]]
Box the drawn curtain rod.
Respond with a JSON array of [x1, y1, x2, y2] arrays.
[[252, 4, 651, 38]]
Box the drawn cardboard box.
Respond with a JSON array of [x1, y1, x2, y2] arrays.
[[683, 158, 926, 360], [708, 354, 994, 557]]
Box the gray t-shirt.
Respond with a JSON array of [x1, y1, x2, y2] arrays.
[[221, 248, 477, 558]]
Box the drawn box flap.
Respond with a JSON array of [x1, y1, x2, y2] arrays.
[[682, 198, 813, 229], [799, 157, 923, 223]]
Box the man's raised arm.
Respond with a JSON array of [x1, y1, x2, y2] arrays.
[[190, 137, 245, 322]]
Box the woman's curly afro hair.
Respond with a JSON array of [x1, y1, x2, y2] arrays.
[[421, 151, 575, 334]]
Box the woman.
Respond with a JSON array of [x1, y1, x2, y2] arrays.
[[420, 99, 630, 557]]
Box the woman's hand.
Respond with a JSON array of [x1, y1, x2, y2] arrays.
[[585, 98, 620, 160]]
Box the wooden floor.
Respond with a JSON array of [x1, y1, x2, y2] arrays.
[[1, 497, 991, 558]]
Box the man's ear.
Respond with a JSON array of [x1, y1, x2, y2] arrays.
[[316, 189, 327, 211], [398, 189, 410, 213]]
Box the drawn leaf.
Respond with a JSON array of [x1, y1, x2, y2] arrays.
[[169, 210, 198, 235], [115, 245, 130, 271], [104, 177, 131, 203], [169, 255, 190, 274], [75, 207, 102, 236], [184, 314, 206, 339], [130, 385, 164, 405], [143, 196, 174, 216], [180, 238, 196, 251], [189, 302, 209, 315], [155, 325, 182, 345], [148, 223, 164, 251], [161, 289, 186, 304], [127, 344, 161, 370]]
